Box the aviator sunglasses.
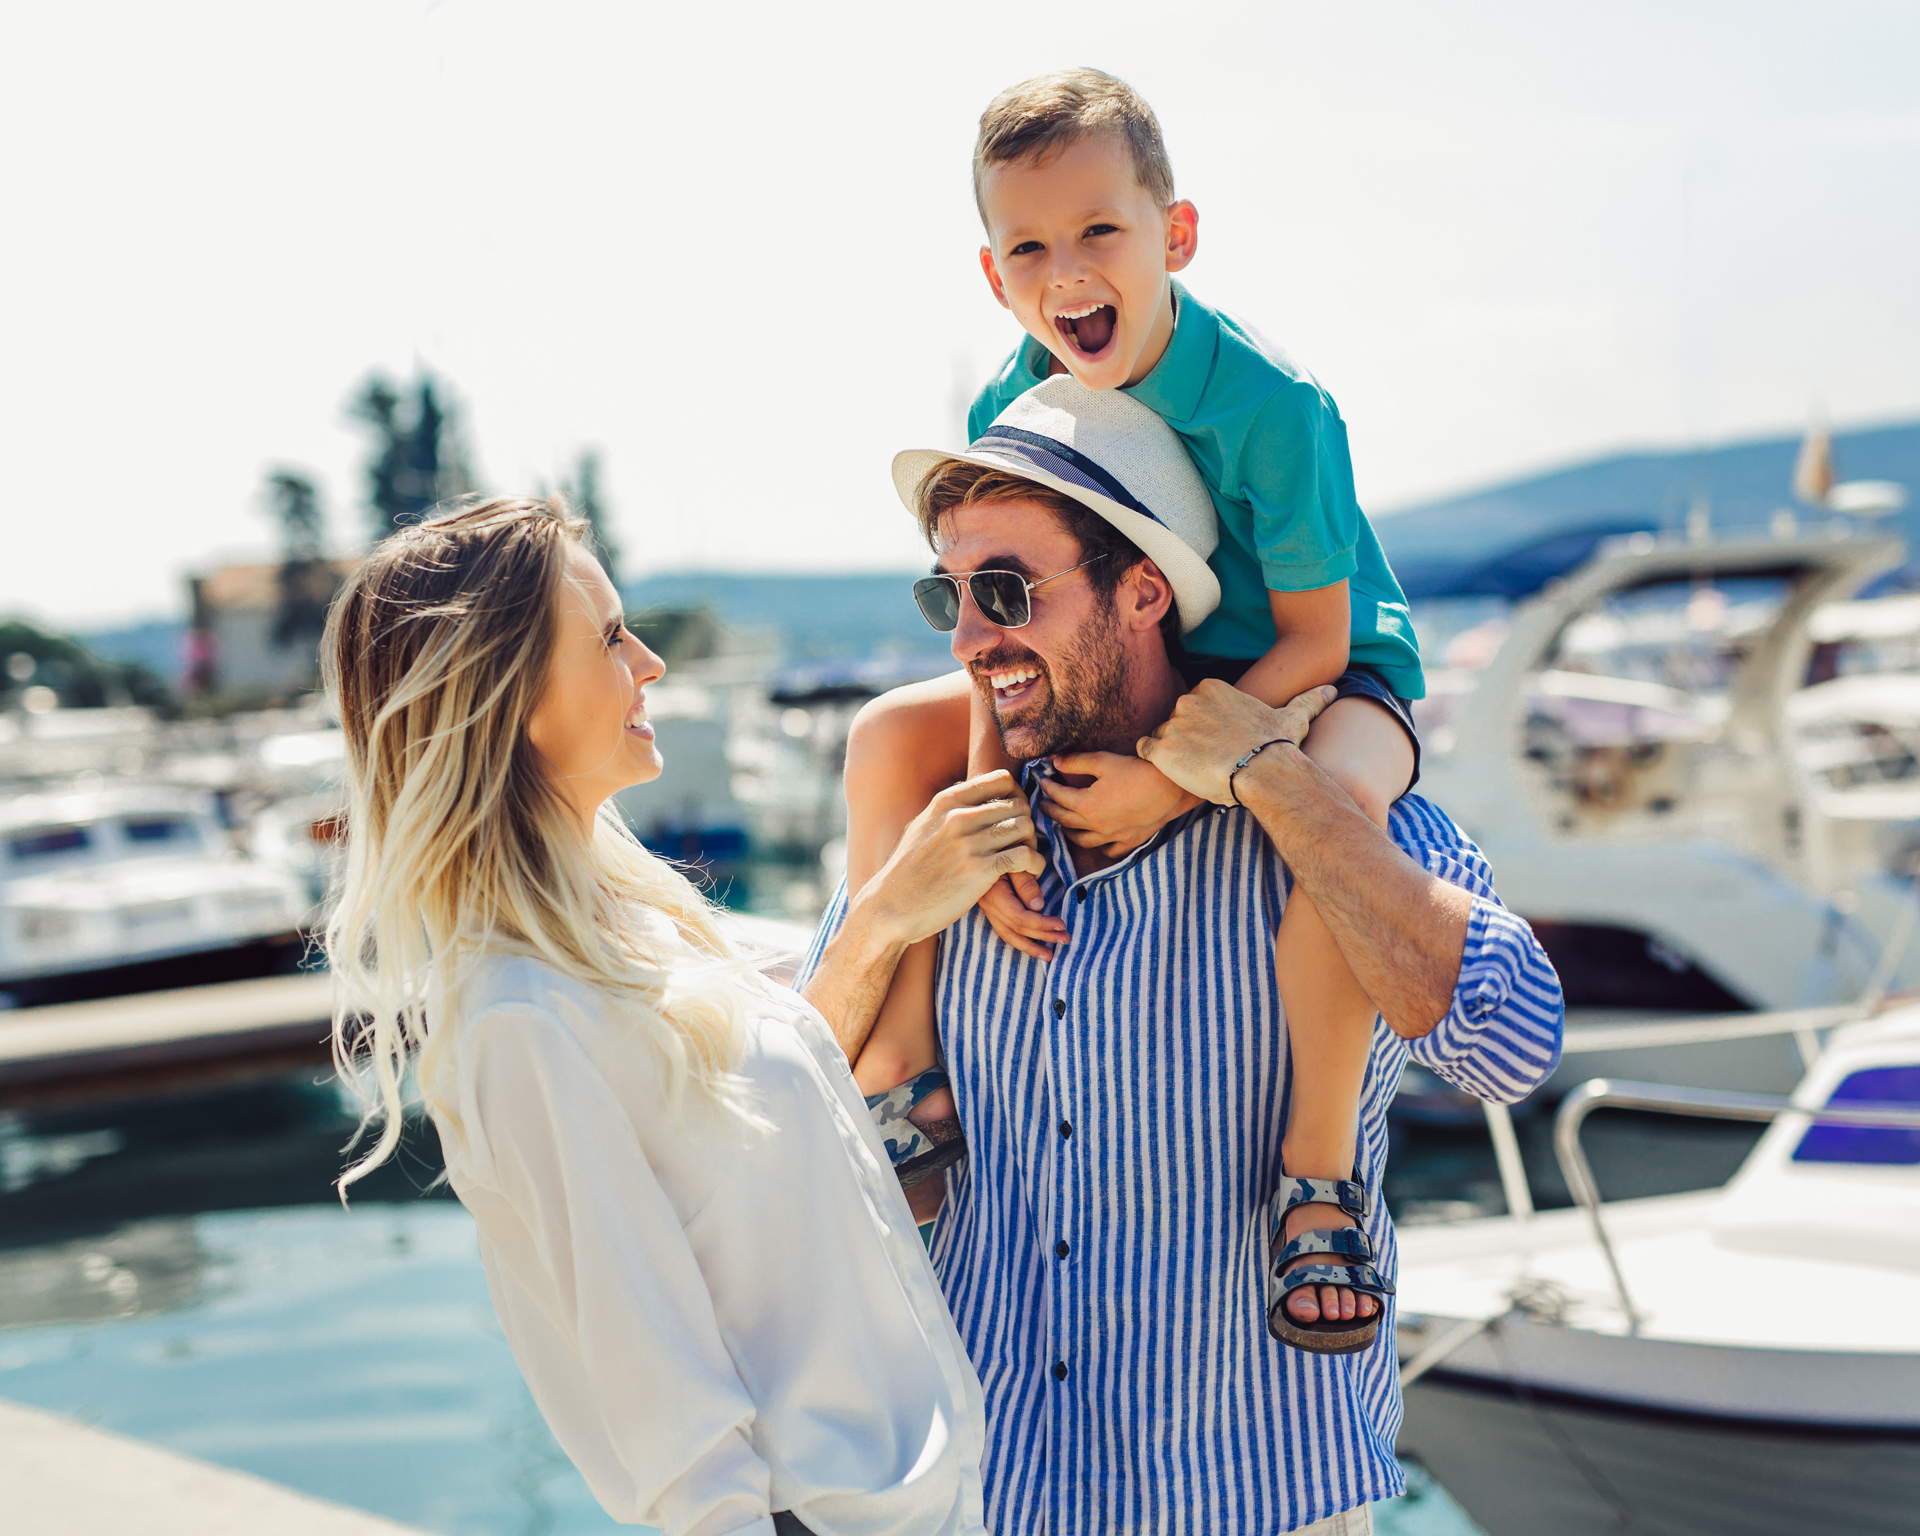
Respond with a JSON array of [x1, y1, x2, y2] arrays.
[[911, 556, 1107, 632]]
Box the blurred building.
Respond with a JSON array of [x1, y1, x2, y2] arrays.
[[184, 561, 353, 700]]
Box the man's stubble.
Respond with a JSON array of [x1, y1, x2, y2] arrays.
[[977, 596, 1137, 762]]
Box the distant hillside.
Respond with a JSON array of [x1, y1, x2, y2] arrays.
[[76, 419, 1920, 679], [621, 570, 949, 667], [1375, 418, 1920, 599]]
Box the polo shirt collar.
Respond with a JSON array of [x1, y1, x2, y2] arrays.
[[1122, 278, 1214, 425]]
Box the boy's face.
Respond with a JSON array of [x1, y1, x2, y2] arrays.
[[977, 134, 1198, 392]]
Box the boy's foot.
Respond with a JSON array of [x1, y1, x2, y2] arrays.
[[1275, 1197, 1379, 1326]]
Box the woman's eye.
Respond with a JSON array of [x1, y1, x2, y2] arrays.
[[1009, 240, 1042, 257]]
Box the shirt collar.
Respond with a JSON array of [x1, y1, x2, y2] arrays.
[[1121, 279, 1214, 425], [1021, 756, 1222, 895]]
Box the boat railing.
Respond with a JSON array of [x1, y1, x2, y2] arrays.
[[1553, 1078, 1920, 1332], [1479, 887, 1920, 1226]]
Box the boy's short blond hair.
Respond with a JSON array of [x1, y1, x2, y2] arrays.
[[972, 68, 1175, 226]]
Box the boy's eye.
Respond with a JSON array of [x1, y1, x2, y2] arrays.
[[1008, 239, 1043, 257], [1084, 223, 1118, 239]]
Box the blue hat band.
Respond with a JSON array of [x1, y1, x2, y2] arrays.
[[975, 426, 1165, 528]]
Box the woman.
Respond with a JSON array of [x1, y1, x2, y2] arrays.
[[322, 498, 1041, 1536]]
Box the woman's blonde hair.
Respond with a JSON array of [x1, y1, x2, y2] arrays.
[[321, 497, 751, 1195]]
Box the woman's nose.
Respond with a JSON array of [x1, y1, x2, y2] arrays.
[[627, 635, 666, 683]]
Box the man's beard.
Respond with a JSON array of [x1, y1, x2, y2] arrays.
[[973, 599, 1136, 761]]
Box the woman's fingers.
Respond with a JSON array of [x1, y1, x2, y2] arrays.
[[1008, 869, 1045, 912]]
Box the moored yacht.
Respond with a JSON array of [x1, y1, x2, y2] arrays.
[[1392, 1007, 1920, 1535], [0, 784, 308, 1006]]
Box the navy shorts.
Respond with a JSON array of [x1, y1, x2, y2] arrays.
[[1176, 653, 1420, 793]]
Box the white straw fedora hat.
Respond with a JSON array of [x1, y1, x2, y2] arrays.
[[891, 376, 1222, 634]]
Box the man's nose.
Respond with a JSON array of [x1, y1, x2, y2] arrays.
[[949, 586, 1004, 663]]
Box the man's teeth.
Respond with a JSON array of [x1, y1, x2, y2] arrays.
[[990, 667, 1040, 691], [1057, 303, 1109, 320]]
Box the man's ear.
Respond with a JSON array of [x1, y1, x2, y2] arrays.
[[1119, 557, 1176, 634], [1165, 200, 1199, 274], [979, 246, 1011, 310]]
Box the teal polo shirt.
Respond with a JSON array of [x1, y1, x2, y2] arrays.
[[967, 280, 1423, 699]]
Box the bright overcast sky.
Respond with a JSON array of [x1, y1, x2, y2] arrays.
[[5, 1, 1917, 626]]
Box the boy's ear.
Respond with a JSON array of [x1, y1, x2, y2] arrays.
[[1165, 201, 1199, 275], [979, 246, 1012, 311]]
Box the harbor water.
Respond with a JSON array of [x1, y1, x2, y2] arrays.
[[0, 1067, 1764, 1535]]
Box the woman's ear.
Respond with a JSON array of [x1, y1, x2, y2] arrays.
[[1119, 557, 1176, 634]]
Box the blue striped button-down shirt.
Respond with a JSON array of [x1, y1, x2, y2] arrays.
[[798, 776, 1562, 1535]]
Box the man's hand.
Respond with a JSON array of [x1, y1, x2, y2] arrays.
[[1039, 753, 1203, 856], [1137, 681, 1338, 806], [858, 771, 1047, 947]]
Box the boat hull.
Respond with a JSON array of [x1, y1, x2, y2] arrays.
[[1400, 1373, 1920, 1536]]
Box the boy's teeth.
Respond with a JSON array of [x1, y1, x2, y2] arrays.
[[1058, 303, 1105, 319]]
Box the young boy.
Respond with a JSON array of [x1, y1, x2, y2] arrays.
[[845, 68, 1422, 1353]]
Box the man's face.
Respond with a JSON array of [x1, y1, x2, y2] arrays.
[[977, 134, 1197, 391], [937, 497, 1135, 760]]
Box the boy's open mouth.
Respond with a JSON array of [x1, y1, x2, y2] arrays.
[[1054, 302, 1117, 358]]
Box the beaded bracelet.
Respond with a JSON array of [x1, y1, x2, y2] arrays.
[[1226, 737, 1293, 807]]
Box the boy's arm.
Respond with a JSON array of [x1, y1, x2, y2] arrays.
[[1233, 581, 1350, 707], [1040, 581, 1352, 853]]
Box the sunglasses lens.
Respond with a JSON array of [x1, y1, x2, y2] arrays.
[[912, 577, 961, 632], [971, 572, 1031, 628]]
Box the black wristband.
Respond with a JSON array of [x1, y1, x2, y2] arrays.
[[1226, 737, 1294, 807]]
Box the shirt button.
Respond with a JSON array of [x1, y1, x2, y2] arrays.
[[1053, 1360, 1069, 1381], [1055, 1240, 1070, 1259], [1059, 1120, 1073, 1139], [1075, 887, 1087, 903], [1052, 998, 1066, 1018]]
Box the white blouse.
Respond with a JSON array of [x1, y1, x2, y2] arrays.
[[430, 945, 986, 1536]]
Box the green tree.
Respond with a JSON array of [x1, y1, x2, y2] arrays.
[[0, 620, 171, 711], [350, 371, 477, 540], [262, 468, 338, 652], [563, 449, 619, 584]]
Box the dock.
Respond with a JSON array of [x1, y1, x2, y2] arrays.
[[0, 972, 336, 1108], [1, 1396, 430, 1535]]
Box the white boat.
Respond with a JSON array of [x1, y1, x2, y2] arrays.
[[0, 784, 309, 1006], [1392, 1008, 1920, 1535], [1413, 524, 1920, 1100]]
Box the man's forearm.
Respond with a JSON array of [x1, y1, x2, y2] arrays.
[[1234, 742, 1469, 1037], [800, 898, 912, 1063]]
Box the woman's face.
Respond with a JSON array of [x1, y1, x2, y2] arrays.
[[526, 543, 667, 828]]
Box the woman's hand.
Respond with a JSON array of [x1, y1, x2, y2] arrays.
[[1039, 753, 1203, 857], [858, 771, 1047, 947]]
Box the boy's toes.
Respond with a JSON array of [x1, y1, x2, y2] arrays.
[[1286, 1288, 1322, 1324]]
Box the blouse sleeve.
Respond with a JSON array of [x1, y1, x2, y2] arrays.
[[461, 1001, 776, 1536]]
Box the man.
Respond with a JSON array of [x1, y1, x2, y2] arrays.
[[801, 385, 1562, 1536]]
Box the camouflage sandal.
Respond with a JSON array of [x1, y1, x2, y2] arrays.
[[865, 1067, 966, 1190], [1267, 1173, 1395, 1355]]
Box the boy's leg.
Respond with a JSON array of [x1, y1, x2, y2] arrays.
[[843, 673, 973, 1124], [1274, 696, 1415, 1325]]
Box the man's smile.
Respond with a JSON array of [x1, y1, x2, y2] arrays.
[[977, 655, 1049, 714]]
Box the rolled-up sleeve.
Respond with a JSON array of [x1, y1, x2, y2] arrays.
[[1399, 842, 1564, 1102], [460, 1004, 775, 1536]]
